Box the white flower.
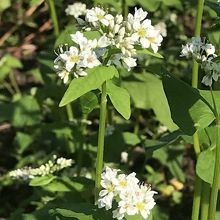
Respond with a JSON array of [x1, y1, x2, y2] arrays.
[[58, 69, 70, 84], [105, 124, 115, 136], [133, 7, 148, 22], [116, 37, 136, 57], [65, 2, 87, 18], [116, 172, 139, 194], [80, 50, 101, 68], [122, 56, 137, 71], [97, 167, 119, 210], [180, 43, 193, 58], [131, 19, 153, 42], [127, 8, 148, 28], [155, 22, 167, 37], [133, 185, 157, 219], [70, 31, 89, 49], [86, 7, 114, 26], [144, 29, 163, 52], [120, 151, 128, 163], [9, 156, 73, 180], [201, 59, 220, 86], [97, 167, 157, 220], [60, 46, 81, 71], [202, 43, 216, 56], [181, 37, 219, 86], [97, 35, 111, 48]]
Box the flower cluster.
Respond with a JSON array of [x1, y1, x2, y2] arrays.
[[9, 155, 73, 180], [54, 7, 163, 84], [180, 37, 220, 86], [54, 32, 110, 83], [97, 167, 157, 220], [65, 2, 87, 18]]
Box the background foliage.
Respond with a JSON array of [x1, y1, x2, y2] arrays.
[[1, 0, 220, 219]]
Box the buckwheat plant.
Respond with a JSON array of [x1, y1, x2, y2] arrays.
[[181, 37, 220, 86], [55, 6, 162, 219], [54, 7, 163, 84], [97, 167, 156, 220], [9, 155, 73, 180], [177, 1, 220, 219]]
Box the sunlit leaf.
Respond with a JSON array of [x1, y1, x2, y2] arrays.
[[60, 66, 118, 106], [107, 81, 131, 120]]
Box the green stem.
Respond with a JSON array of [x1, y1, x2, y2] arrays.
[[121, 0, 128, 18], [192, 60, 199, 88], [66, 103, 74, 122], [95, 81, 107, 202], [208, 117, 220, 220], [210, 88, 218, 118], [47, 0, 74, 122], [77, 115, 87, 176], [47, 0, 59, 37], [3, 81, 15, 95], [192, 176, 203, 220], [191, 1, 205, 220], [201, 182, 210, 220], [194, 0, 204, 37], [9, 72, 21, 96], [191, 132, 202, 220]]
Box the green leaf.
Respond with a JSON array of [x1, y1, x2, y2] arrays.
[[205, 1, 220, 17], [80, 91, 99, 115], [137, 0, 160, 12], [0, 54, 23, 81], [53, 203, 112, 219], [144, 130, 183, 152], [60, 66, 118, 106], [125, 212, 153, 220], [137, 49, 163, 59], [196, 149, 215, 185], [29, 175, 56, 186], [107, 81, 131, 120], [0, 95, 42, 127], [153, 144, 185, 182], [163, 0, 183, 10], [123, 72, 177, 131], [0, 0, 10, 11], [199, 90, 220, 116], [104, 131, 140, 163], [162, 72, 214, 135], [122, 132, 140, 145], [84, 31, 101, 40], [15, 132, 33, 154], [55, 25, 76, 48], [44, 177, 94, 192]]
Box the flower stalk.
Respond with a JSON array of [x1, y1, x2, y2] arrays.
[[47, 0, 59, 37], [95, 81, 107, 201], [201, 182, 210, 220], [208, 107, 220, 220], [191, 0, 204, 220], [47, 0, 74, 122]]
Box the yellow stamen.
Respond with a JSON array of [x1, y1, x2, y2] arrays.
[[71, 55, 79, 63], [136, 202, 145, 211], [138, 28, 146, 37], [119, 180, 127, 187], [148, 37, 156, 43]]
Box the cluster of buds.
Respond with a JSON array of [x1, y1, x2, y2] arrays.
[[180, 37, 220, 86], [97, 167, 156, 220], [54, 7, 163, 84], [65, 2, 87, 18], [9, 155, 73, 180]]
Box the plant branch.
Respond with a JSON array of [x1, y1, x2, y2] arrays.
[[95, 81, 107, 201]]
